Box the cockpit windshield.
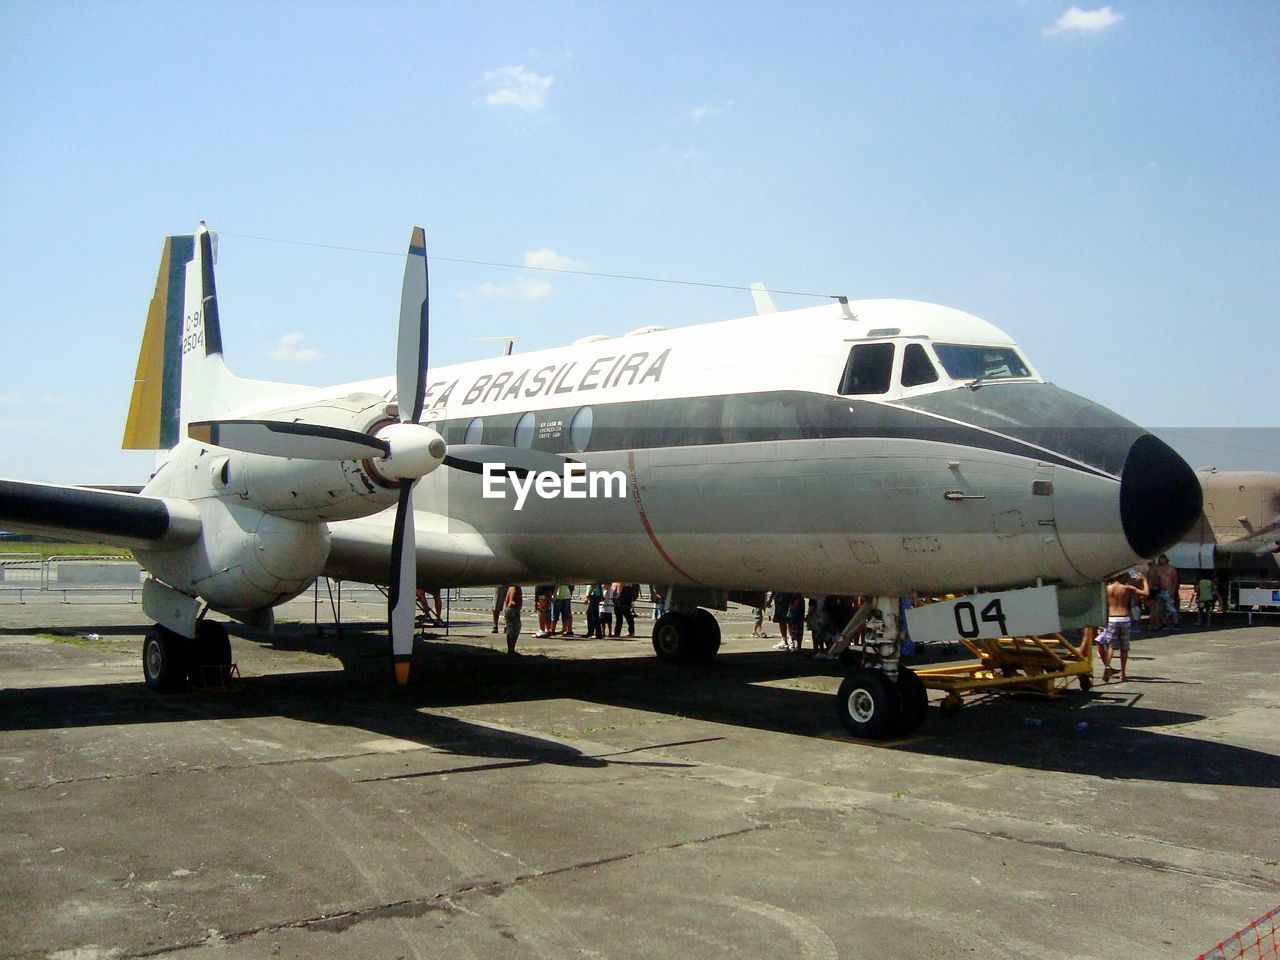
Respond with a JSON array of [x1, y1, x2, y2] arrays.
[[932, 344, 1031, 383]]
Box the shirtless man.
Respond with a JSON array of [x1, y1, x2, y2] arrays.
[[1153, 554, 1180, 629], [1099, 571, 1150, 682]]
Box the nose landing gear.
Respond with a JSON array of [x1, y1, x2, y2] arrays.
[[833, 596, 929, 739]]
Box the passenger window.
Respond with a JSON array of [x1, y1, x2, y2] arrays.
[[838, 343, 895, 395], [901, 343, 939, 387], [513, 411, 535, 449]]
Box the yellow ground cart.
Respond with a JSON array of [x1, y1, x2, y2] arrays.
[[914, 631, 1095, 713]]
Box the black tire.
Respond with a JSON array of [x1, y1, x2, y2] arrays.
[[1078, 675, 1093, 692], [894, 668, 929, 734], [189, 621, 232, 685], [652, 611, 694, 663], [689, 609, 722, 663], [835, 670, 901, 739], [143, 625, 187, 691]]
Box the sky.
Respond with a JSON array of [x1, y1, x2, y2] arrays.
[[0, 1, 1276, 483]]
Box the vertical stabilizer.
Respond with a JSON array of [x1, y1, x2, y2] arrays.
[[123, 234, 192, 449], [177, 223, 233, 439], [123, 224, 243, 450], [122, 223, 320, 453]]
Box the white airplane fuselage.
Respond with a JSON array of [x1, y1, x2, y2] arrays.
[[137, 298, 1200, 609]]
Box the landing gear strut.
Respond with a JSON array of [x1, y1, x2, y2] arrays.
[[652, 608, 721, 663], [833, 595, 929, 739]]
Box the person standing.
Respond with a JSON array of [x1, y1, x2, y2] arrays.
[[491, 585, 509, 634], [586, 582, 604, 638], [502, 584, 524, 655], [553, 583, 574, 636], [769, 591, 791, 650], [1153, 554, 1181, 629], [1099, 570, 1150, 682], [1196, 573, 1218, 627], [787, 593, 806, 652]]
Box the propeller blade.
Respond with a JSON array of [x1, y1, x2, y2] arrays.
[[189, 420, 390, 460], [443, 455, 530, 480], [397, 227, 430, 425], [387, 483, 417, 685], [443, 444, 582, 480]]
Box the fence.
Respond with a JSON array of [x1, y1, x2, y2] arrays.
[[1197, 904, 1280, 960], [0, 555, 143, 603]]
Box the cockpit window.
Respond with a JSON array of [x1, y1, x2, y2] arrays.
[[933, 344, 1030, 383], [838, 342, 894, 395], [901, 343, 939, 387]]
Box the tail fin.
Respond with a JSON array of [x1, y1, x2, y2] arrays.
[[123, 223, 298, 450]]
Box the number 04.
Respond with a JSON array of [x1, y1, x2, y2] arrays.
[[953, 598, 1009, 638]]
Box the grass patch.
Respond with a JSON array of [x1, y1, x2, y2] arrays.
[[0, 542, 133, 559]]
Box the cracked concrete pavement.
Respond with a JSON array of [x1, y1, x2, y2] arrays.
[[1, 594, 1277, 958]]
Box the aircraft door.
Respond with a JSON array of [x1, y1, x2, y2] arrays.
[[1032, 462, 1075, 580]]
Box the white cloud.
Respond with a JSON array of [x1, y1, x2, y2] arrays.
[[483, 66, 554, 111], [523, 248, 585, 272], [1044, 6, 1124, 36], [460, 249, 583, 302], [267, 331, 321, 363], [690, 100, 734, 124], [0, 391, 21, 404]]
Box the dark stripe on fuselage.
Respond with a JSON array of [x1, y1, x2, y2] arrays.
[[0, 480, 172, 541], [434, 384, 1143, 479]]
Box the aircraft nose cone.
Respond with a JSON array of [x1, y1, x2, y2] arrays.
[[1119, 434, 1203, 559]]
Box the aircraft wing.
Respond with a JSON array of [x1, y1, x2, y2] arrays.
[[324, 509, 520, 587], [0, 478, 201, 551]]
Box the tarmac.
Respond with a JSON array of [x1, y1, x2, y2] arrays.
[[0, 591, 1277, 960]]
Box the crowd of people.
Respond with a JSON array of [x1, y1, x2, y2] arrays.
[[444, 552, 1257, 671], [491, 582, 643, 654], [757, 592, 868, 659]]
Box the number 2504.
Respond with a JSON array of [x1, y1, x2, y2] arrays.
[[952, 598, 1008, 638]]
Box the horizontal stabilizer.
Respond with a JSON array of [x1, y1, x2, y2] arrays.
[[0, 479, 201, 549]]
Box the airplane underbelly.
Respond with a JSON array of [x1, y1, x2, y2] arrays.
[[635, 438, 1082, 595]]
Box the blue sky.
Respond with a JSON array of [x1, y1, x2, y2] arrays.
[[1, 1, 1276, 482]]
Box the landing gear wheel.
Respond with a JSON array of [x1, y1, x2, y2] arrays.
[[652, 612, 695, 663], [1078, 675, 1093, 692], [690, 609, 721, 663], [189, 620, 232, 685], [143, 625, 187, 691], [894, 668, 929, 734], [835, 670, 901, 739]]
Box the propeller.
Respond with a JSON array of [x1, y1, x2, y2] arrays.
[[385, 226, 433, 685], [191, 227, 447, 684], [190, 226, 583, 683]]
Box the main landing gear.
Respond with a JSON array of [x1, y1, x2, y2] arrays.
[[833, 596, 928, 740], [652, 608, 721, 664], [142, 620, 233, 691]]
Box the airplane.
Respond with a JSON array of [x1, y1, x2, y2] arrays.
[[0, 223, 1204, 738], [1169, 468, 1280, 577]]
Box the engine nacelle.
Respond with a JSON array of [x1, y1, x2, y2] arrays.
[[135, 499, 330, 612], [148, 392, 408, 523]]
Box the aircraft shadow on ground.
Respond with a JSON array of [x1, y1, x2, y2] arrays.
[[1, 624, 1275, 789]]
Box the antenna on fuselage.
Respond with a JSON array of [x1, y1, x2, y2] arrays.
[[476, 336, 516, 356], [750, 282, 778, 315], [835, 296, 858, 321]]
